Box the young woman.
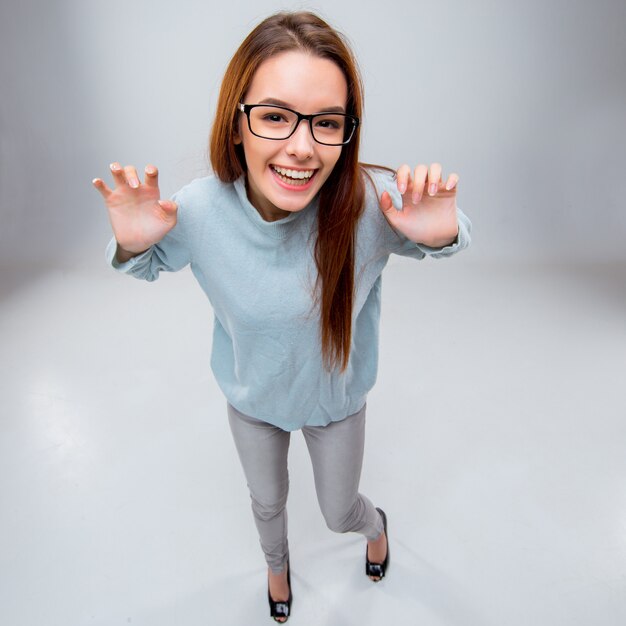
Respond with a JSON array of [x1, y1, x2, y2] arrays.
[[93, 11, 471, 623]]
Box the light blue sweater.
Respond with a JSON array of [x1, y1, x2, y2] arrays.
[[106, 167, 471, 430]]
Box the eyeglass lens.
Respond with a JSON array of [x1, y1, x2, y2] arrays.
[[248, 106, 353, 145]]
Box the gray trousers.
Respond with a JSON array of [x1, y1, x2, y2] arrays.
[[227, 402, 385, 573]]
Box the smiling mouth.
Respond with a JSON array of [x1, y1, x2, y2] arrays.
[[270, 165, 318, 186]]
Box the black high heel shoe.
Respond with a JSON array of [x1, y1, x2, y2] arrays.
[[365, 507, 389, 582], [268, 559, 292, 622]]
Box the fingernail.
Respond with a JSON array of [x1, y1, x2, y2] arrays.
[[445, 180, 452, 190], [129, 179, 138, 188], [146, 167, 155, 175], [399, 183, 407, 194], [110, 163, 119, 171], [429, 183, 437, 196]]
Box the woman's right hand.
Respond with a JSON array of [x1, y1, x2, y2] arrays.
[[92, 162, 178, 255]]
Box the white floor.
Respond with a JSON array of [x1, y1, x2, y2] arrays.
[[1, 256, 625, 625]]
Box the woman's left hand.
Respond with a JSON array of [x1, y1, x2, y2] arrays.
[[379, 163, 459, 247]]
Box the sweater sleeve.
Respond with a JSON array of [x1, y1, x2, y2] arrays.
[[104, 189, 191, 281]]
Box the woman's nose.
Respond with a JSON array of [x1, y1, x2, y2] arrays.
[[285, 119, 315, 159]]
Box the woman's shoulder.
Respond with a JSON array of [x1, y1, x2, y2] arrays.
[[169, 172, 241, 232], [358, 163, 400, 225], [171, 172, 236, 208], [360, 163, 397, 201], [359, 163, 404, 217], [356, 163, 408, 254], [354, 165, 386, 245]]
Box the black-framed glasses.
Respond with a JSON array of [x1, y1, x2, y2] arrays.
[[237, 103, 359, 146]]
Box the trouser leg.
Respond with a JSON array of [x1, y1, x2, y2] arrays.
[[302, 403, 384, 541], [227, 402, 290, 574]]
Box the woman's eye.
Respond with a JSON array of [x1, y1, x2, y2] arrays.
[[316, 119, 340, 129], [263, 114, 285, 123]]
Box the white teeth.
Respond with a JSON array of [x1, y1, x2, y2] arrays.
[[272, 165, 315, 179]]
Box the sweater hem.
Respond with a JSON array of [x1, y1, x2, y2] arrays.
[[224, 394, 368, 432]]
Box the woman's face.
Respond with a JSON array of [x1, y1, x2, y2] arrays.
[[234, 50, 348, 222]]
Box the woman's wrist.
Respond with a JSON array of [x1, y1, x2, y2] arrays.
[[115, 243, 148, 263], [416, 226, 459, 248]]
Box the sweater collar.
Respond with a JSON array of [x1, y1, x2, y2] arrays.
[[233, 175, 315, 239]]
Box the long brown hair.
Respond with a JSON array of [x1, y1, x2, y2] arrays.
[[210, 11, 365, 372]]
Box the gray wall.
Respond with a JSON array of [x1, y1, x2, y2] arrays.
[[1, 0, 625, 271]]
